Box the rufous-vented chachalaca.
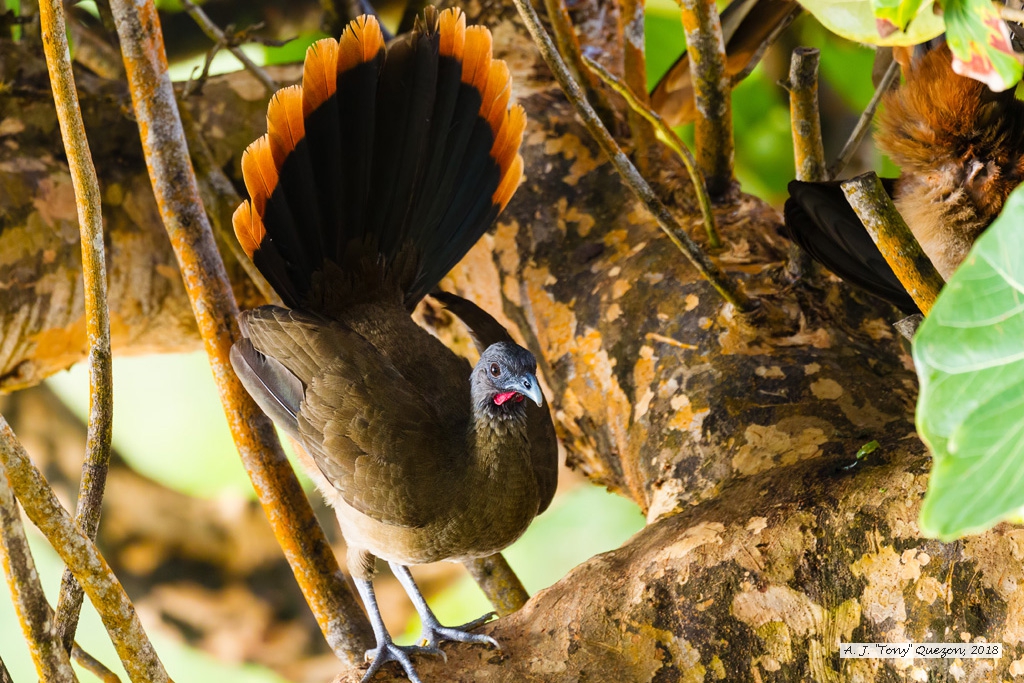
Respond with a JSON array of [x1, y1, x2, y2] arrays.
[[785, 43, 1024, 313], [228, 9, 558, 682]]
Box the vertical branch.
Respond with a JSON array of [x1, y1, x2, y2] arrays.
[[464, 555, 529, 616], [106, 0, 374, 662], [511, 0, 754, 311], [0, 475, 78, 682], [678, 0, 735, 198], [37, 0, 115, 655], [541, 0, 617, 122], [0, 418, 170, 682], [616, 0, 658, 164], [783, 47, 826, 182], [841, 173, 945, 314]]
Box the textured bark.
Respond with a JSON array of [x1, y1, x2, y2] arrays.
[[1, 3, 1021, 682]]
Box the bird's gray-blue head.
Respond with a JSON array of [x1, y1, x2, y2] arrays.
[[471, 342, 543, 419]]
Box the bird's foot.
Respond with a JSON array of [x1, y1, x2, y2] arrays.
[[417, 611, 500, 651], [362, 640, 444, 683]]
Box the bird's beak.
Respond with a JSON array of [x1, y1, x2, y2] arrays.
[[520, 373, 543, 407]]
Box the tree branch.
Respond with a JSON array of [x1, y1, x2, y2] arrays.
[[37, 0, 116, 655], [0, 417, 170, 682], [783, 47, 826, 183], [678, 0, 735, 198], [0, 469, 78, 682], [107, 0, 373, 663], [841, 172, 945, 314]]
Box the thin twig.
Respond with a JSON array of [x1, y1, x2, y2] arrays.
[[583, 54, 720, 247], [107, 0, 374, 663], [728, 4, 801, 85], [541, 0, 617, 124], [511, 0, 754, 311], [0, 655, 12, 683], [782, 47, 826, 182], [678, 0, 735, 198], [828, 58, 899, 179], [0, 473, 77, 682], [841, 173, 945, 314], [0, 417, 169, 681], [179, 0, 278, 94], [464, 555, 529, 616], [73, 644, 122, 683], [38, 0, 115, 656]]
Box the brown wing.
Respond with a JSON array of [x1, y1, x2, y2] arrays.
[[432, 291, 559, 514], [243, 305, 464, 528]]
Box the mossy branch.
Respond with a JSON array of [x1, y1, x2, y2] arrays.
[[678, 0, 735, 198], [782, 47, 826, 182], [38, 0, 115, 654], [0, 417, 170, 682], [107, 0, 374, 662], [841, 173, 945, 314]]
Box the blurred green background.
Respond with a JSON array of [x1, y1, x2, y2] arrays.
[[1, 1, 896, 681]]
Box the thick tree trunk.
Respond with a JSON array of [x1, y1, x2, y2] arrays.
[[0, 3, 1018, 682]]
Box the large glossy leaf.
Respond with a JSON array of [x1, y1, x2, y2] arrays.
[[944, 0, 1022, 91], [914, 185, 1024, 541], [796, 0, 944, 46]]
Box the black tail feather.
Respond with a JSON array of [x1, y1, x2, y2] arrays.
[[235, 9, 524, 316]]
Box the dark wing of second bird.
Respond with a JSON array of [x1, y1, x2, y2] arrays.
[[784, 179, 921, 314]]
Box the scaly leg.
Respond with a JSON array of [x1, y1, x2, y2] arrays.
[[389, 562, 500, 651], [354, 578, 440, 683]]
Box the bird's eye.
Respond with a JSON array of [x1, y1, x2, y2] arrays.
[[489, 362, 501, 377]]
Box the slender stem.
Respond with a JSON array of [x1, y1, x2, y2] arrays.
[[0, 476, 78, 682], [73, 644, 122, 683], [179, 0, 278, 93], [37, 0, 115, 656], [107, 0, 374, 662], [678, 0, 735, 198], [783, 47, 827, 182], [583, 54, 720, 247], [541, 0, 613, 116], [511, 0, 754, 311], [464, 555, 529, 616], [828, 59, 899, 179], [0, 417, 170, 682], [841, 173, 945, 314], [728, 4, 801, 85]]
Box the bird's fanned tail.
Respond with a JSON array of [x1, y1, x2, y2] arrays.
[[233, 8, 526, 314]]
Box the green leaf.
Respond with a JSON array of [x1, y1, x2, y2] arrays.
[[942, 0, 1022, 92], [871, 0, 925, 35], [795, 0, 944, 46], [914, 185, 1024, 540]]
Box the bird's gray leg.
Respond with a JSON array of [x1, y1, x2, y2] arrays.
[[389, 562, 500, 650], [354, 578, 440, 683]]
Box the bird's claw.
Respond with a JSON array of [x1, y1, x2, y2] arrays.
[[417, 613, 501, 652], [362, 640, 443, 683]]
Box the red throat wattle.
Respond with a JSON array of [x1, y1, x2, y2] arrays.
[[493, 391, 524, 406]]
